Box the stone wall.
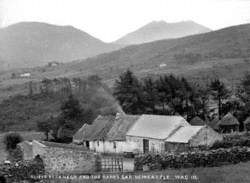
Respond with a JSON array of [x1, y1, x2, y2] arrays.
[[32, 141, 98, 174]]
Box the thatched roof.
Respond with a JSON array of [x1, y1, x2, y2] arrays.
[[73, 115, 116, 141], [107, 115, 140, 141], [189, 117, 205, 126], [244, 117, 250, 124], [218, 113, 240, 126]]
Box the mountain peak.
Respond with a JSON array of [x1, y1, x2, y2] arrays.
[[0, 21, 120, 70], [115, 20, 211, 45]]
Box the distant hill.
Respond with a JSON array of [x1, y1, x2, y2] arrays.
[[115, 20, 211, 45], [0, 22, 120, 70], [0, 24, 250, 102]]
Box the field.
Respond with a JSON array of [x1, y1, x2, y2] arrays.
[[32, 161, 250, 183]]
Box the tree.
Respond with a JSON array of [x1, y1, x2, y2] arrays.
[[37, 119, 52, 141], [142, 77, 159, 113], [113, 69, 145, 114], [56, 94, 85, 141], [209, 79, 230, 119], [238, 72, 250, 103], [193, 84, 210, 120], [3, 132, 23, 155]]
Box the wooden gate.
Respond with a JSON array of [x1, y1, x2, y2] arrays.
[[101, 157, 123, 172]]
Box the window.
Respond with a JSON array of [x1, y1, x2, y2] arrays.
[[113, 142, 116, 149]]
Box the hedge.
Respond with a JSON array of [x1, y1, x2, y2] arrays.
[[210, 133, 250, 149], [135, 146, 250, 171]]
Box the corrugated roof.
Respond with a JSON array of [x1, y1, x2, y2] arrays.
[[107, 115, 140, 141], [126, 115, 189, 139], [190, 117, 205, 126], [166, 126, 203, 143], [218, 113, 240, 126], [73, 115, 116, 141]]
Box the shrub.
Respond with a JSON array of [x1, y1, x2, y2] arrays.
[[3, 132, 23, 151], [135, 146, 250, 171]]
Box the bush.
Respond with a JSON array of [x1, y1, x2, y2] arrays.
[[210, 136, 250, 149], [3, 132, 23, 151], [135, 146, 250, 171]]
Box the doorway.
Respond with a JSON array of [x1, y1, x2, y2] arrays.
[[143, 139, 149, 153]]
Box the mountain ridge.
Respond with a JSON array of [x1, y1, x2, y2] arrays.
[[0, 22, 121, 70], [115, 20, 211, 45]]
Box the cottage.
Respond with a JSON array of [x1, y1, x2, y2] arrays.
[[73, 115, 116, 152], [73, 114, 139, 153], [74, 114, 222, 154], [244, 117, 250, 131], [218, 113, 240, 133], [189, 116, 206, 126]]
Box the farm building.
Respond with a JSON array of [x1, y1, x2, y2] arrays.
[[126, 115, 222, 153], [165, 125, 223, 153], [73, 114, 140, 153], [74, 114, 222, 154], [218, 113, 240, 133], [189, 116, 206, 126], [244, 117, 250, 131]]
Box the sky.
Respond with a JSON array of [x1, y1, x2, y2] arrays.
[[0, 0, 250, 42]]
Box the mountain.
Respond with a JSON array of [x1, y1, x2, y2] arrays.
[[0, 22, 120, 70], [115, 20, 211, 45], [58, 23, 250, 82], [1, 23, 250, 102]]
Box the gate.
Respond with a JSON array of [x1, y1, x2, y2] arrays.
[[101, 157, 123, 172]]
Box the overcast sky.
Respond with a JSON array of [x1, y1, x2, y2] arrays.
[[0, 0, 250, 42]]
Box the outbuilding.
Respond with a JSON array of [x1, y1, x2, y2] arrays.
[[243, 117, 250, 131], [218, 113, 240, 133], [189, 116, 206, 126]]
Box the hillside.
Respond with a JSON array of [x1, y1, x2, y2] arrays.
[[115, 20, 211, 45], [0, 22, 120, 70], [38, 23, 250, 82], [0, 77, 120, 131], [0, 23, 250, 102]]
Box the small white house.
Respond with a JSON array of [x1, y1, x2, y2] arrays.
[[20, 73, 31, 78]]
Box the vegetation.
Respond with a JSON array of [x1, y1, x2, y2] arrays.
[[0, 76, 119, 132], [135, 146, 250, 171], [209, 79, 230, 119], [114, 70, 250, 126], [3, 133, 23, 151]]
